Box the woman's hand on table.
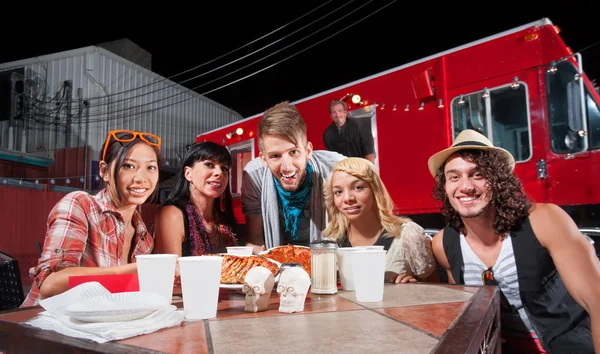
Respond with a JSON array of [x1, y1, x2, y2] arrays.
[[246, 242, 266, 255], [385, 271, 417, 283], [394, 273, 417, 284], [173, 262, 181, 286]]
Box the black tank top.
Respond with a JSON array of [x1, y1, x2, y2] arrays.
[[338, 230, 394, 250]]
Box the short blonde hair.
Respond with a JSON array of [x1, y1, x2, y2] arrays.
[[258, 101, 307, 152], [322, 158, 411, 241]]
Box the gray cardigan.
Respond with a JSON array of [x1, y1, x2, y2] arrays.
[[241, 150, 345, 249]]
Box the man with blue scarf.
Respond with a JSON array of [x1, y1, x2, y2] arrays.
[[241, 101, 345, 253]]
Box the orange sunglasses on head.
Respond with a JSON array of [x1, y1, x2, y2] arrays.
[[101, 129, 161, 161]]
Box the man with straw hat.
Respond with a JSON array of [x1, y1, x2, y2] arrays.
[[428, 129, 598, 353]]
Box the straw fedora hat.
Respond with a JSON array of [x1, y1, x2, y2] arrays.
[[427, 129, 515, 177]]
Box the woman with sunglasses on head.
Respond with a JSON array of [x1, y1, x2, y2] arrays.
[[322, 158, 436, 283], [154, 142, 241, 257], [21, 130, 161, 307]]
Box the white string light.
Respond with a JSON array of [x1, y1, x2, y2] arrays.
[[0, 175, 93, 186], [0, 175, 87, 181]]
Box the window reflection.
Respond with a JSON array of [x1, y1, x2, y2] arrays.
[[546, 61, 586, 153], [451, 84, 530, 162]]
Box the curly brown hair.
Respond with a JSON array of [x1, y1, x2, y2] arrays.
[[432, 149, 531, 235]]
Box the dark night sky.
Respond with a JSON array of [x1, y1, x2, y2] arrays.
[[0, 0, 598, 118]]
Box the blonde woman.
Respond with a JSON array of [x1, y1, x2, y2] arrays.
[[323, 158, 436, 283]]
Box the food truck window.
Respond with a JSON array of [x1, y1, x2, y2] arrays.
[[546, 61, 587, 154], [227, 139, 254, 196], [451, 83, 531, 162], [348, 105, 379, 167]]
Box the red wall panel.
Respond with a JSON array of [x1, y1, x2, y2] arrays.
[[0, 186, 160, 291], [0, 186, 66, 288]]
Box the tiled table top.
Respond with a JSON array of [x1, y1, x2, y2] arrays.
[[0, 283, 496, 354]]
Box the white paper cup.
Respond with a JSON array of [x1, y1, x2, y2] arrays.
[[178, 255, 224, 320], [351, 249, 387, 302], [226, 246, 253, 256], [136, 254, 177, 303], [337, 246, 385, 291], [336, 247, 357, 291]]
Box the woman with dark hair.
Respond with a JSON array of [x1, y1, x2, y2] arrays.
[[154, 142, 240, 256], [22, 130, 161, 307]]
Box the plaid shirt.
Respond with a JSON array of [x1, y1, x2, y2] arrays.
[[21, 189, 154, 307]]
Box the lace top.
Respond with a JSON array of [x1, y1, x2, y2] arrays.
[[337, 221, 435, 278], [182, 203, 238, 256]]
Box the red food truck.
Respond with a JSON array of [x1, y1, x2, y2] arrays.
[[195, 18, 600, 245]]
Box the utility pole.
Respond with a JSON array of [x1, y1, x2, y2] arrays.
[[7, 72, 22, 150], [22, 68, 33, 153], [64, 81, 72, 148], [54, 89, 61, 154], [83, 100, 90, 190], [77, 88, 83, 188], [77, 88, 83, 145]]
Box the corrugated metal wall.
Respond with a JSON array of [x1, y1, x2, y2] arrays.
[[0, 46, 242, 169]]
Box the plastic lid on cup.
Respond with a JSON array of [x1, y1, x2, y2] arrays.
[[310, 240, 338, 249]]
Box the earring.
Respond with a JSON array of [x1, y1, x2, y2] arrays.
[[189, 182, 195, 193]]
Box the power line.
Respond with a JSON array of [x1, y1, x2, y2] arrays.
[[6, 1, 337, 113], [82, 0, 350, 110], [12, 1, 391, 126], [78, 0, 381, 121], [578, 39, 600, 54], [16, 1, 397, 125], [86, 1, 336, 104], [200, 1, 397, 96]]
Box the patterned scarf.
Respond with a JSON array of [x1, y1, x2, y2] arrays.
[[184, 203, 237, 256], [273, 163, 313, 240]]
